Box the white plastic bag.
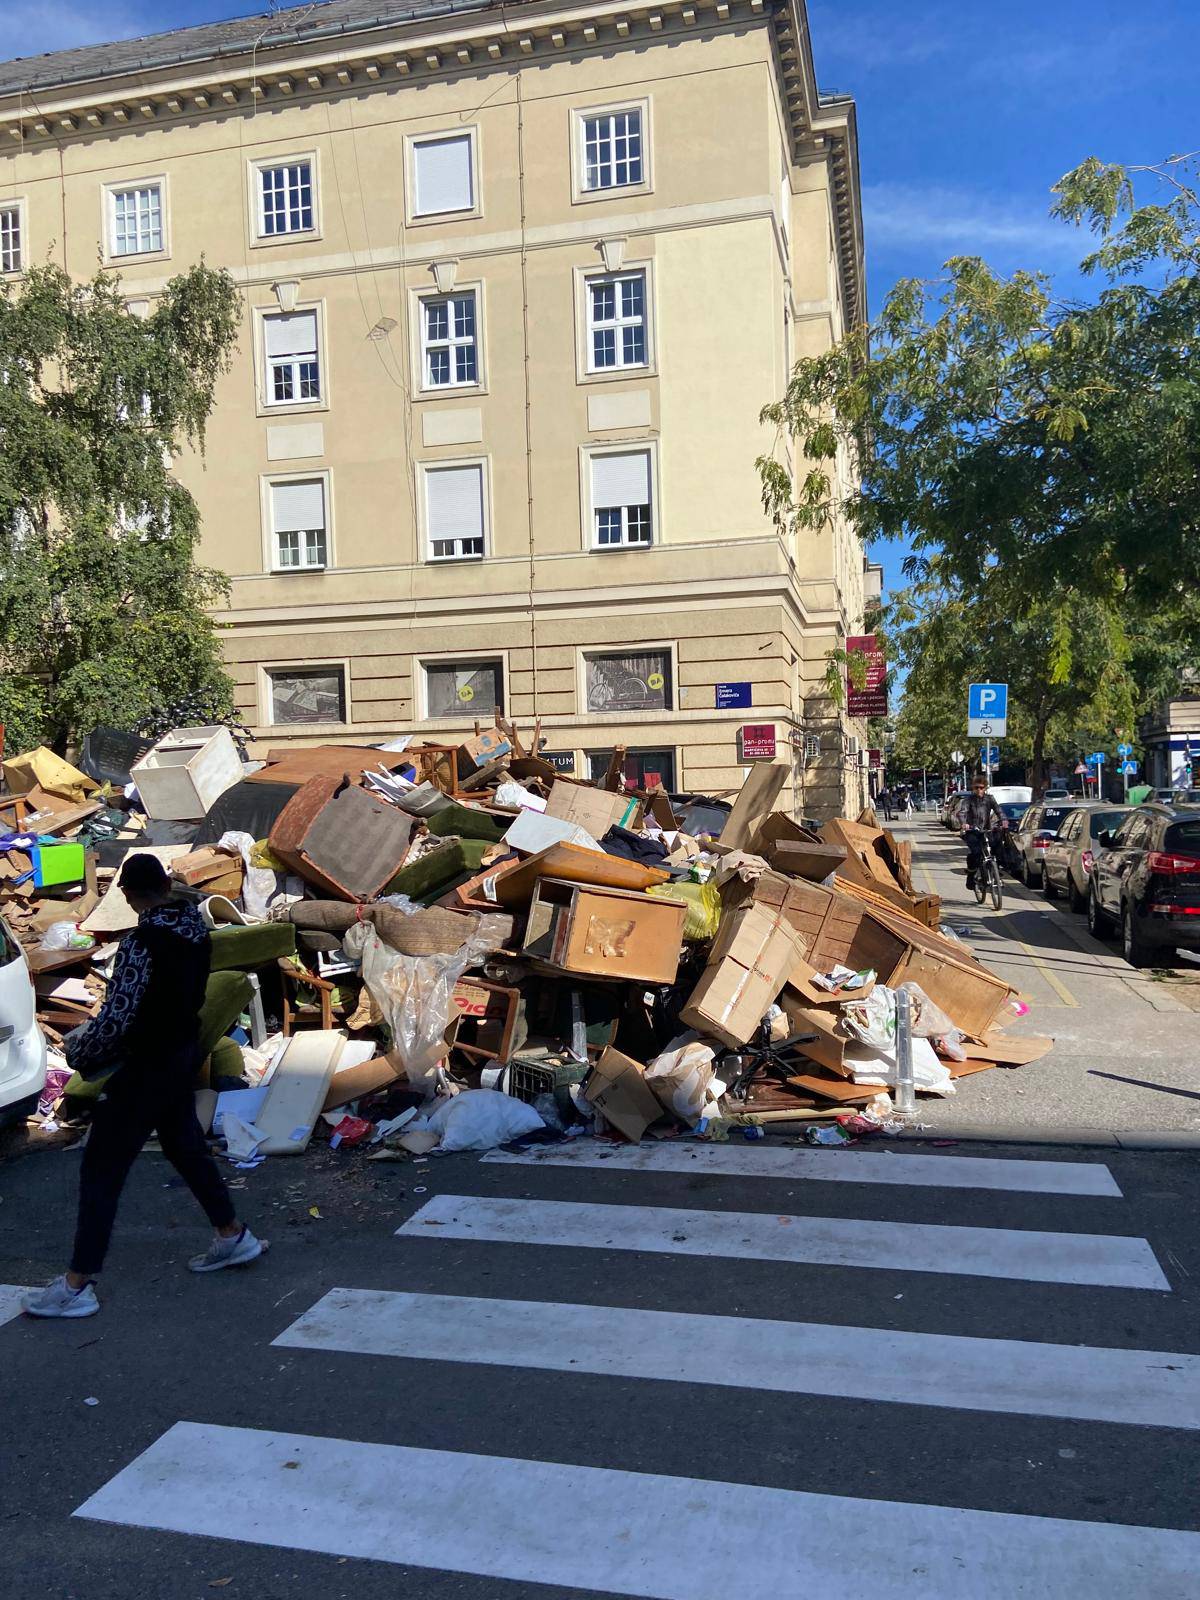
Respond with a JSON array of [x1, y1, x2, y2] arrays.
[[39, 921, 90, 952], [841, 987, 897, 1051], [424, 1089, 543, 1151], [343, 914, 511, 1097], [844, 1037, 956, 1096], [644, 1032, 716, 1126], [217, 830, 277, 920]]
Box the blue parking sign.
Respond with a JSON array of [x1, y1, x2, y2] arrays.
[[968, 682, 1008, 737]]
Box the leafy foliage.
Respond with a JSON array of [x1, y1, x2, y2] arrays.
[[0, 263, 241, 753], [759, 155, 1200, 636]]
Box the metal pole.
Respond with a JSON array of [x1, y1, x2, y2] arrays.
[[923, 767, 928, 808], [894, 988, 916, 1117]]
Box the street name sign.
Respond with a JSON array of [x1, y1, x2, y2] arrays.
[[968, 682, 1008, 739], [715, 682, 752, 710]]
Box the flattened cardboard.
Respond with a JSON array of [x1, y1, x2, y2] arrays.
[[544, 781, 642, 837], [785, 1072, 879, 1104], [961, 1033, 1053, 1066], [721, 762, 788, 850], [583, 1047, 664, 1143], [323, 1050, 407, 1111]]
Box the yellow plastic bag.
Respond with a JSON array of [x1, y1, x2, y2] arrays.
[[646, 879, 721, 941]]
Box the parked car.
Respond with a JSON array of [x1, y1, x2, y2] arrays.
[[1042, 803, 1131, 912], [0, 911, 47, 1128], [1089, 803, 1200, 966], [995, 802, 1031, 873], [1172, 788, 1200, 806], [1010, 799, 1078, 886], [1154, 788, 1176, 804]]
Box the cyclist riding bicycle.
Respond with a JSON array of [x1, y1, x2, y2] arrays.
[[953, 775, 1004, 891]]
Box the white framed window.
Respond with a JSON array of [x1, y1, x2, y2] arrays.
[[409, 131, 477, 219], [255, 158, 316, 238], [107, 181, 165, 258], [265, 664, 347, 726], [263, 309, 321, 406], [581, 107, 644, 192], [588, 448, 654, 549], [0, 203, 23, 273], [583, 649, 673, 714], [422, 460, 486, 562], [269, 476, 328, 570], [421, 657, 504, 719], [587, 272, 648, 371], [421, 292, 478, 389]]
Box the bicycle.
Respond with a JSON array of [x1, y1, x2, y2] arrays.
[[973, 829, 1004, 911]]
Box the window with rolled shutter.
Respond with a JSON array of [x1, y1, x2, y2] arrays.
[[590, 450, 653, 548], [425, 463, 485, 560], [412, 134, 474, 216], [263, 310, 320, 404], [271, 477, 327, 570]]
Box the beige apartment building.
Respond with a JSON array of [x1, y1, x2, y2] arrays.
[[0, 0, 872, 816]]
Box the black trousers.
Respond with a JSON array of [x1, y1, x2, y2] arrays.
[[71, 1050, 236, 1277], [964, 828, 986, 878]]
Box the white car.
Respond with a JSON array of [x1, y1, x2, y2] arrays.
[[1, 912, 47, 1125]]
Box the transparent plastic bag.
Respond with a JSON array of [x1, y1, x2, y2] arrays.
[[39, 921, 92, 952], [343, 913, 511, 1097]]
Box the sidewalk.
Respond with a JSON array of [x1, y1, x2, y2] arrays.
[[891, 815, 1200, 1139]]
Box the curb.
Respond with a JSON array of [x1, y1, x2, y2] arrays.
[[897, 1123, 1200, 1152]]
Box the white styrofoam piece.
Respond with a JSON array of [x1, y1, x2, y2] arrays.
[[254, 1030, 346, 1155], [502, 811, 601, 856]]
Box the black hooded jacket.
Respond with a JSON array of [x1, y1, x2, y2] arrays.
[[65, 899, 211, 1079]]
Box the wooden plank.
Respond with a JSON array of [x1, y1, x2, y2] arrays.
[[721, 762, 788, 850], [492, 842, 668, 908]]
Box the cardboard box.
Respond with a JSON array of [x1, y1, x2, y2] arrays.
[[544, 780, 643, 838], [680, 901, 809, 1048], [460, 728, 513, 769], [583, 1047, 664, 1143], [523, 878, 686, 984], [323, 1050, 406, 1111], [721, 762, 788, 850]]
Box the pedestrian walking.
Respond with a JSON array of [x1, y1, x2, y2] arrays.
[[879, 786, 894, 821], [22, 855, 264, 1320]]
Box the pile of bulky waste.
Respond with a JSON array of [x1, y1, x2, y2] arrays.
[[1, 718, 1050, 1163]]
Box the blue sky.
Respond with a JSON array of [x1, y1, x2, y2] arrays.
[[3, 0, 1197, 586]]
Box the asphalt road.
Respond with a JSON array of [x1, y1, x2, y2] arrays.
[[891, 814, 1200, 1139], [4, 1129, 1200, 1598]]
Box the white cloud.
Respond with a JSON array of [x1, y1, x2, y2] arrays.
[[863, 182, 1080, 261], [0, 1, 152, 62]]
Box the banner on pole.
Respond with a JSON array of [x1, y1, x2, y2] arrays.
[[846, 635, 888, 718]]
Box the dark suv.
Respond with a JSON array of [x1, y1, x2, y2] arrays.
[[1089, 804, 1200, 966]]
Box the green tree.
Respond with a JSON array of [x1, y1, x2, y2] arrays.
[[887, 564, 1139, 791], [0, 262, 241, 755], [758, 154, 1200, 653]]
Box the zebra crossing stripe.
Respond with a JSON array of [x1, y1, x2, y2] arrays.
[[275, 1286, 1200, 1429], [483, 1142, 1123, 1197], [398, 1195, 1171, 1290], [74, 1420, 1200, 1596], [0, 1286, 30, 1327]]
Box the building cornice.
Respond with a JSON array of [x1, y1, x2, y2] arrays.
[[0, 0, 864, 327]]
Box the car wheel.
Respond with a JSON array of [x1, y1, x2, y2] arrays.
[[1122, 903, 1155, 969], [1016, 854, 1028, 886], [1043, 872, 1060, 900], [1088, 883, 1112, 938], [1067, 876, 1085, 914]]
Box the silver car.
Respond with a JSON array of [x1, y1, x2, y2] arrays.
[[1041, 804, 1132, 912]]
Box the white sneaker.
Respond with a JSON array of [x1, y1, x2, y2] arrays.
[[22, 1276, 100, 1319], [188, 1226, 266, 1274]]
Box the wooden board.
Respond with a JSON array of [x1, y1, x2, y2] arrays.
[[721, 762, 789, 850], [492, 841, 669, 908], [961, 1033, 1053, 1067], [786, 1072, 880, 1104]]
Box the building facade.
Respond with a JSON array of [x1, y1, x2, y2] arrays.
[[0, 0, 870, 816]]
